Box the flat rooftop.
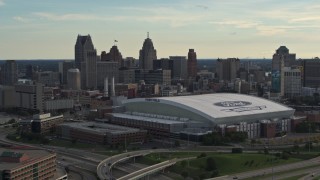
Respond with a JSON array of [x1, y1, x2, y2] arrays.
[[0, 148, 54, 170], [59, 122, 142, 135], [112, 113, 187, 125]]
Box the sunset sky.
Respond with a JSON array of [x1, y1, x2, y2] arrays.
[[1, 0, 320, 59]]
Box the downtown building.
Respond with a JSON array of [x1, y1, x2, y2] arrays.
[[303, 58, 320, 88], [216, 58, 240, 82], [139, 34, 157, 70], [0, 60, 17, 86]]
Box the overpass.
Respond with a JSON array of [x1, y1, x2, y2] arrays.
[[117, 157, 195, 180], [97, 149, 169, 180]]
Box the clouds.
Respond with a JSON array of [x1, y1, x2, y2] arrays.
[[0, 0, 5, 6]]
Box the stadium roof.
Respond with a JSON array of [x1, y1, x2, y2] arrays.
[[122, 93, 295, 124]]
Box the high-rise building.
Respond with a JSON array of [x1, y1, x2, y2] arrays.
[[303, 58, 320, 88], [58, 61, 74, 85], [283, 67, 301, 99], [170, 56, 188, 80], [81, 50, 97, 89], [96, 61, 119, 90], [104, 45, 123, 66], [135, 69, 171, 85], [15, 83, 44, 113], [272, 46, 296, 70], [67, 68, 81, 90], [187, 49, 197, 78], [271, 46, 296, 93], [25, 64, 34, 79], [139, 33, 157, 70], [216, 58, 240, 82], [75, 35, 95, 69], [0, 60, 17, 86], [34, 71, 60, 87]]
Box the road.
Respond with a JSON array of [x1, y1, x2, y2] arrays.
[[208, 156, 320, 180], [97, 149, 171, 180]]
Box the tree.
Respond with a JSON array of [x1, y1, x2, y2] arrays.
[[174, 140, 180, 147], [206, 157, 217, 171], [181, 160, 187, 168], [181, 171, 188, 179]]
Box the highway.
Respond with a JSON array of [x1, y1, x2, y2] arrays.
[[208, 156, 320, 180], [97, 149, 170, 180]]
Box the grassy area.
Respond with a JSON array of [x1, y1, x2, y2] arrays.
[[137, 152, 318, 180], [281, 174, 308, 180], [244, 164, 320, 180]]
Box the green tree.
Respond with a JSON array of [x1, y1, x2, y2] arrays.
[[181, 171, 188, 179], [180, 160, 187, 168], [206, 157, 217, 171]]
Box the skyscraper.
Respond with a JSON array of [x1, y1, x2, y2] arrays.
[[216, 58, 240, 82], [1, 60, 17, 86], [271, 46, 296, 93], [272, 46, 296, 70], [303, 58, 320, 88], [104, 45, 124, 67], [74, 35, 95, 69], [170, 56, 188, 80], [58, 61, 74, 85], [81, 50, 97, 89], [187, 49, 197, 78], [139, 33, 157, 70]]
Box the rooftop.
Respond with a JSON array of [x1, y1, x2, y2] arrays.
[[59, 122, 142, 135], [0, 148, 54, 170], [112, 113, 187, 125]]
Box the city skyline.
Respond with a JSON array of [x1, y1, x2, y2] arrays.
[[1, 0, 320, 59]]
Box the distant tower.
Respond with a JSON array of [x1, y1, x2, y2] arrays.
[[1, 60, 17, 85], [187, 49, 197, 78], [104, 77, 109, 97], [271, 46, 296, 93], [74, 35, 95, 70], [105, 45, 123, 67], [67, 68, 81, 90], [139, 32, 157, 70]]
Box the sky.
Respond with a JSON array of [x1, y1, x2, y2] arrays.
[[1, 0, 320, 59]]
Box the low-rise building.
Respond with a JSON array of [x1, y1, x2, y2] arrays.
[[56, 122, 147, 145], [0, 148, 56, 180], [20, 113, 64, 134]]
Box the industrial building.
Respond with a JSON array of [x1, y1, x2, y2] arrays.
[[56, 122, 147, 145], [0, 148, 56, 180]]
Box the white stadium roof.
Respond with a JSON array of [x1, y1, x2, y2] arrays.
[[122, 93, 295, 125]]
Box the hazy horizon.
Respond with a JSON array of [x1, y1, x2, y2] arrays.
[[1, 0, 320, 59]]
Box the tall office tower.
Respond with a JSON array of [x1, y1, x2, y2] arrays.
[[283, 67, 302, 99], [187, 49, 197, 78], [96, 61, 119, 90], [15, 83, 44, 113], [100, 51, 108, 61], [139, 33, 157, 70], [272, 46, 296, 70], [303, 58, 320, 88], [0, 60, 17, 86], [169, 56, 188, 80], [216, 58, 240, 82], [81, 50, 97, 90], [25, 64, 34, 79], [104, 45, 124, 66], [67, 68, 81, 90], [123, 57, 137, 69], [58, 61, 74, 85], [74, 35, 95, 69], [271, 46, 296, 93]]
